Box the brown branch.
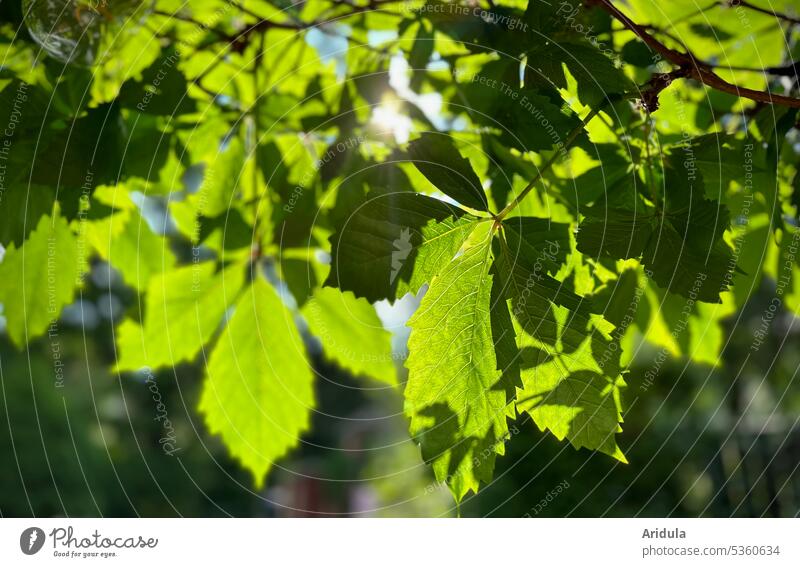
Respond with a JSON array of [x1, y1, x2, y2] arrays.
[[224, 0, 405, 45], [592, 0, 800, 109], [635, 23, 799, 78], [640, 68, 691, 112]]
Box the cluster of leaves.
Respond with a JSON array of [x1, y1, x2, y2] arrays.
[[1, 0, 799, 502]]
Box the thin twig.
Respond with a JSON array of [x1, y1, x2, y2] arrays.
[[223, 0, 406, 45], [720, 0, 800, 26]]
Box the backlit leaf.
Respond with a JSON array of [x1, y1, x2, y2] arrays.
[[199, 277, 315, 487]]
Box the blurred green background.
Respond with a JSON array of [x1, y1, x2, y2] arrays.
[[2, 273, 799, 517]]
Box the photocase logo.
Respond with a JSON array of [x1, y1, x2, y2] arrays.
[[20, 527, 45, 555], [390, 228, 413, 284]]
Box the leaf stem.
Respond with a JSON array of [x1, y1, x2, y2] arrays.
[[495, 105, 605, 221], [251, 33, 265, 259], [642, 115, 657, 204]]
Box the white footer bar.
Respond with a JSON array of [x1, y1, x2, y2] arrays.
[[1, 518, 797, 566]]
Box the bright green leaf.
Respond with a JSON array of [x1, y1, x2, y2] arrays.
[[302, 287, 396, 385], [115, 261, 246, 371], [408, 133, 488, 211], [404, 225, 509, 500], [0, 213, 84, 346], [199, 277, 315, 488], [495, 236, 627, 462]]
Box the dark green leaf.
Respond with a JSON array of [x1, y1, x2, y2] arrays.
[[326, 189, 477, 302], [408, 133, 488, 211]]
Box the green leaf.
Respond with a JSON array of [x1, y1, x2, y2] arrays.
[[460, 64, 585, 154], [524, 0, 571, 35], [495, 238, 627, 462], [404, 225, 509, 500], [118, 48, 198, 116], [0, 183, 58, 246], [642, 210, 734, 304], [501, 217, 571, 274], [621, 39, 657, 67], [198, 208, 253, 251], [676, 134, 764, 191], [489, 263, 523, 418], [278, 255, 323, 307], [301, 287, 396, 385], [577, 168, 734, 303], [326, 189, 477, 302], [33, 105, 124, 189], [407, 133, 489, 211], [198, 138, 246, 218], [553, 145, 635, 208], [576, 206, 654, 260], [115, 261, 246, 371], [527, 41, 635, 106], [688, 23, 734, 41], [199, 277, 315, 488], [0, 80, 50, 131], [500, 89, 586, 154], [408, 22, 434, 90], [85, 209, 177, 292], [0, 213, 84, 347]]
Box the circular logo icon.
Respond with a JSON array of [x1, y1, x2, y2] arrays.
[[20, 527, 45, 555]]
